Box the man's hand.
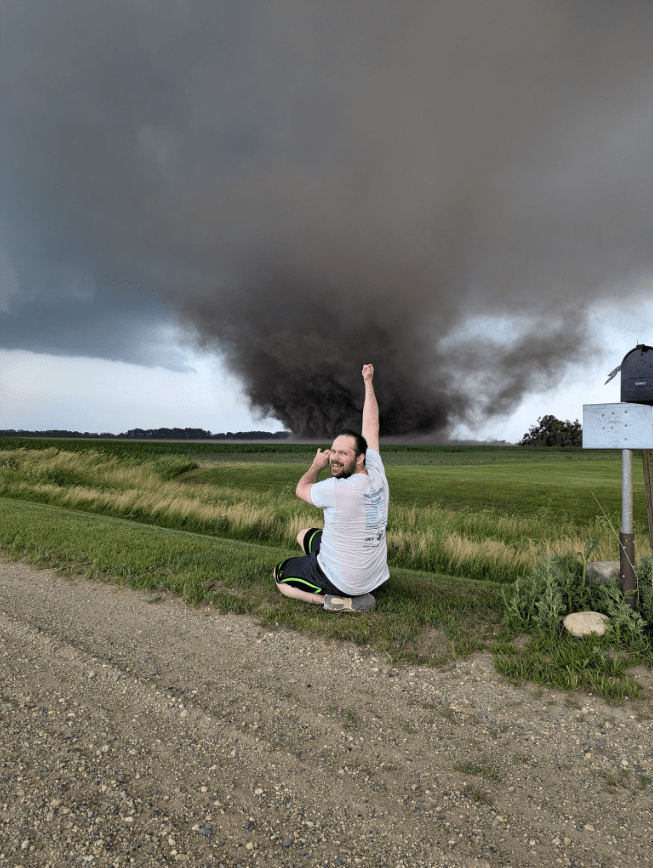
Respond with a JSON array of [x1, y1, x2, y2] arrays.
[[296, 448, 331, 504], [311, 448, 331, 471], [362, 364, 374, 382]]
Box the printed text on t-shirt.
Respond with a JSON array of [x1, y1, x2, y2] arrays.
[[364, 487, 385, 526]]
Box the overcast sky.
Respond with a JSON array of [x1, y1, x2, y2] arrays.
[[2, 1, 653, 442]]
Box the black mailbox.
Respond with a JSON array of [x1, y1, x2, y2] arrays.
[[621, 343, 653, 405]]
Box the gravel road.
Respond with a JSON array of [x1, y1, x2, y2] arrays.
[[1, 556, 652, 868]]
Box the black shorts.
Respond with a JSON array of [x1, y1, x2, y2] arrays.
[[274, 528, 345, 597]]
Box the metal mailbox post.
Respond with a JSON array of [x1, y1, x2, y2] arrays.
[[583, 403, 653, 604]]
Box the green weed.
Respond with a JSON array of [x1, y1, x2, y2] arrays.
[[513, 755, 532, 765], [454, 761, 501, 781], [463, 785, 494, 806], [592, 769, 631, 795]]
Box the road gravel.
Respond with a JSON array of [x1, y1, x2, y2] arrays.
[[1, 556, 652, 868]]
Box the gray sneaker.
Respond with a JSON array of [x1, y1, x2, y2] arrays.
[[322, 594, 376, 613]]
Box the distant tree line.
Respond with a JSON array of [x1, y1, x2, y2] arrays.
[[0, 427, 290, 440], [519, 415, 582, 447]]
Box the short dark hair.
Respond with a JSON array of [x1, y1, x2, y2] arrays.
[[337, 429, 368, 460]]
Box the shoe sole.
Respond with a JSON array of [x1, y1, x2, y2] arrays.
[[323, 594, 376, 613]]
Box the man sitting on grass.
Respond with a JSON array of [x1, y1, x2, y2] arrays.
[[274, 364, 389, 613]]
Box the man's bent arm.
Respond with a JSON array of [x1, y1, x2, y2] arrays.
[[296, 448, 331, 504], [361, 364, 380, 452]]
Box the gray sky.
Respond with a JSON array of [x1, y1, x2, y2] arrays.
[[2, 1, 653, 438]]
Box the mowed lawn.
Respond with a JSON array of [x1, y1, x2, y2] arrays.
[[184, 454, 646, 525]]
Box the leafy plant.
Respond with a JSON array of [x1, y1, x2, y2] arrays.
[[637, 556, 653, 623], [498, 544, 653, 701], [500, 544, 648, 641]]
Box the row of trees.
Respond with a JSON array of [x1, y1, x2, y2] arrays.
[[121, 428, 290, 440], [0, 428, 291, 440]]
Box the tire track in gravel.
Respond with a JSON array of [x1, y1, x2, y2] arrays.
[[1, 556, 653, 868]]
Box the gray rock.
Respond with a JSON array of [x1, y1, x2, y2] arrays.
[[563, 611, 610, 637], [586, 561, 620, 584]]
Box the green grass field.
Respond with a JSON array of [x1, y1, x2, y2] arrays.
[[1, 437, 652, 700], [187, 454, 645, 518]]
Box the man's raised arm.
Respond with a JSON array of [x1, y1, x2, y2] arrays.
[[361, 364, 379, 452]]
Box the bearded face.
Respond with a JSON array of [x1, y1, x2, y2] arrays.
[[329, 435, 361, 479]]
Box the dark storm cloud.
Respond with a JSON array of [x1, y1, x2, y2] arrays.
[[3, 1, 653, 435]]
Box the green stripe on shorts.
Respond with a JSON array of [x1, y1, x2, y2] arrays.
[[279, 576, 322, 594]]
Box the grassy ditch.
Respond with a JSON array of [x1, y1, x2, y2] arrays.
[[0, 497, 500, 667]]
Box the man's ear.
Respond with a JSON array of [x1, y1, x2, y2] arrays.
[[356, 453, 366, 472]]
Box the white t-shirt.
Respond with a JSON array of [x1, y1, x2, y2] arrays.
[[310, 448, 389, 596]]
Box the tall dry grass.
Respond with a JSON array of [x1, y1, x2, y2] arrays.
[[0, 448, 313, 548]]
